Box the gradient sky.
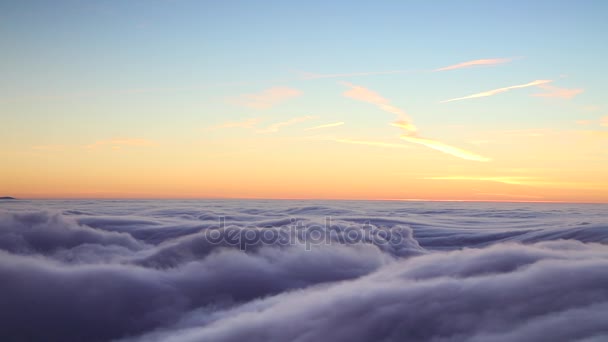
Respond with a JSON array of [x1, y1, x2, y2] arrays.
[[2, 0, 608, 202]]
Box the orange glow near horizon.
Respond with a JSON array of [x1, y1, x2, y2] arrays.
[[3, 131, 607, 203]]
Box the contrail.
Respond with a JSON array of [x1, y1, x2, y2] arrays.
[[441, 80, 552, 103]]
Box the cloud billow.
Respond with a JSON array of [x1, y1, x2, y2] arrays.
[[126, 241, 608, 342], [0, 201, 606, 342]]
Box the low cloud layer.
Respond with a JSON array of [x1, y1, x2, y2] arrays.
[[0, 200, 606, 341], [129, 241, 608, 342]]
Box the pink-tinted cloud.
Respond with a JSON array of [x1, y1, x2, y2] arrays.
[[434, 58, 513, 72], [236, 87, 301, 109], [532, 84, 583, 99], [257, 116, 315, 134], [601, 116, 608, 127], [441, 80, 552, 103]]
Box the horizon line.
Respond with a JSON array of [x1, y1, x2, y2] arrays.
[[2, 196, 606, 205]]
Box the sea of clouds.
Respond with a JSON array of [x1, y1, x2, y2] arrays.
[[0, 199, 607, 342]]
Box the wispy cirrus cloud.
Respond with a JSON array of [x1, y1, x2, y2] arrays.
[[299, 58, 511, 79], [341, 82, 416, 134], [305, 122, 345, 131], [342, 82, 490, 162], [441, 80, 552, 103], [400, 135, 492, 162], [85, 138, 155, 150], [434, 58, 513, 72], [532, 84, 583, 99], [390, 120, 418, 134], [257, 116, 315, 134], [235, 87, 301, 109]]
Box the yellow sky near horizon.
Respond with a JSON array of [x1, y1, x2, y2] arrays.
[[2, 121, 607, 202]]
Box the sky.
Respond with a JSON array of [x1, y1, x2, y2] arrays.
[[1, 0, 608, 202]]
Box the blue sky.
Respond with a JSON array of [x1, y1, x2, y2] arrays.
[[3, 1, 607, 92], [1, 1, 608, 201]]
